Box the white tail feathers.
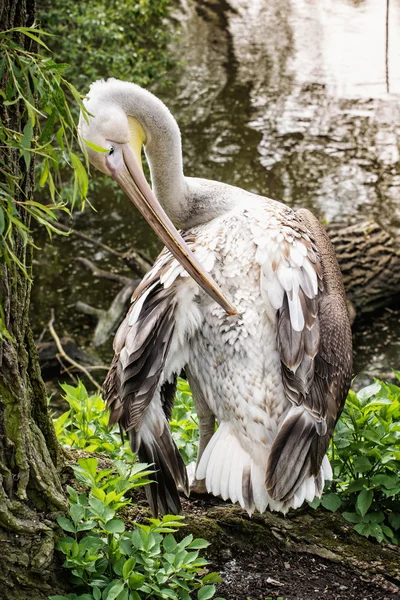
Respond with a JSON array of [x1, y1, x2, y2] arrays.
[[196, 422, 332, 515]]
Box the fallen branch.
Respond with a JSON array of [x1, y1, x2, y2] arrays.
[[47, 309, 102, 391], [76, 257, 133, 285], [75, 260, 139, 346], [56, 221, 152, 276], [55, 220, 126, 258]]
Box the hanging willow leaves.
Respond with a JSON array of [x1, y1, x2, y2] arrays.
[[0, 25, 89, 269]]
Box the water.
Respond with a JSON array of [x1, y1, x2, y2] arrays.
[[31, 0, 400, 383]]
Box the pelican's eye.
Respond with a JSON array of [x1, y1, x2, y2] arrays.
[[108, 146, 115, 155]]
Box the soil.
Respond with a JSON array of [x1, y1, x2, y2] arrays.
[[214, 547, 397, 600]]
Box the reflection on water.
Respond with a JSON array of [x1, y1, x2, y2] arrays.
[[291, 0, 400, 98], [31, 0, 400, 381]]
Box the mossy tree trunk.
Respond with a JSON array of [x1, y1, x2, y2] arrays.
[[0, 2, 66, 598]]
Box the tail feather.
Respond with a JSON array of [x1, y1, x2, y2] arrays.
[[197, 418, 331, 515], [266, 405, 321, 501], [131, 402, 189, 517]]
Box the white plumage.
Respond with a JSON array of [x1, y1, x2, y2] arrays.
[[79, 78, 353, 517]]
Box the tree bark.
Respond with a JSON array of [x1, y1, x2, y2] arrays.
[[327, 220, 400, 318], [0, 2, 66, 598]]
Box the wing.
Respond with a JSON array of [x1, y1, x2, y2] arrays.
[[103, 238, 204, 516], [254, 207, 353, 503]]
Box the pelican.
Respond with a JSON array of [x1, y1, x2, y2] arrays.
[[78, 78, 352, 516]]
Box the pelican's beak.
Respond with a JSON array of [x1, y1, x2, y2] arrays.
[[108, 142, 237, 315]]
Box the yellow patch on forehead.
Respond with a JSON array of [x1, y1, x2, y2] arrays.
[[128, 116, 146, 169]]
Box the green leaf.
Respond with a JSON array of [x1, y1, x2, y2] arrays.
[[70, 152, 89, 201], [381, 525, 395, 538], [353, 456, 372, 473], [356, 489, 373, 517], [346, 479, 368, 493], [357, 382, 381, 402], [21, 121, 33, 169], [56, 516, 76, 533], [354, 522, 372, 538], [88, 497, 115, 523], [388, 513, 400, 531], [202, 573, 223, 585], [370, 474, 399, 489], [77, 457, 98, 480], [198, 585, 216, 600], [321, 493, 342, 512], [122, 557, 136, 580], [187, 538, 210, 550], [163, 533, 177, 552], [12, 27, 52, 50], [70, 503, 85, 524], [82, 138, 109, 153], [128, 573, 146, 590], [39, 109, 56, 144], [104, 518, 125, 534], [78, 536, 104, 554], [103, 581, 125, 600], [0, 207, 5, 236], [342, 512, 362, 524], [307, 497, 321, 509], [77, 520, 97, 532]]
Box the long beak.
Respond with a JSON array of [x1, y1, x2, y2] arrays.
[[108, 143, 237, 315]]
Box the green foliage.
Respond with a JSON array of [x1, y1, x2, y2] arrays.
[[52, 457, 222, 600], [0, 27, 88, 263], [38, 0, 175, 202], [55, 379, 200, 465], [313, 377, 400, 544], [39, 0, 173, 94], [0, 0, 174, 288], [170, 379, 199, 465], [53, 381, 133, 461]]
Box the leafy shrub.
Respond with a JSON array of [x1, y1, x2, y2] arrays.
[[170, 379, 199, 465], [53, 386, 223, 600], [54, 381, 133, 461], [52, 457, 222, 600], [312, 376, 400, 544], [55, 379, 200, 465]]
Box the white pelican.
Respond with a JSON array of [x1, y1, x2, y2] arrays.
[[78, 79, 352, 516]]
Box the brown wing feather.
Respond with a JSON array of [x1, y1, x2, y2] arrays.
[[103, 254, 189, 516], [266, 209, 352, 501]]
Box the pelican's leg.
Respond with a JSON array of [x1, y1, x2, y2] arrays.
[[190, 397, 215, 495]]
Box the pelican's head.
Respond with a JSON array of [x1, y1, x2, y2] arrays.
[[78, 78, 236, 315]]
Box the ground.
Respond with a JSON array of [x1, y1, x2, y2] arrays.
[[65, 451, 400, 600]]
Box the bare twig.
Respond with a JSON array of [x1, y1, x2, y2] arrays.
[[56, 221, 152, 276], [76, 257, 133, 285], [75, 301, 105, 319], [47, 309, 102, 391], [55, 221, 124, 259]]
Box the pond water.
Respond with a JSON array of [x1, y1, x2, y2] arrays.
[[31, 0, 400, 384]]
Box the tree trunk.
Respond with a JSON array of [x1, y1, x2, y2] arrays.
[[0, 2, 66, 598], [326, 220, 400, 318]]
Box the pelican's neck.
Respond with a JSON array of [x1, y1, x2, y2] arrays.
[[143, 114, 188, 227], [122, 84, 188, 225], [95, 80, 237, 228]]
